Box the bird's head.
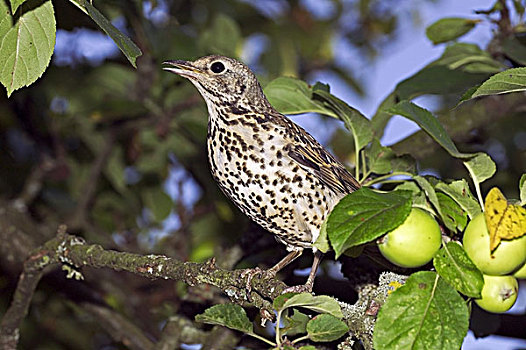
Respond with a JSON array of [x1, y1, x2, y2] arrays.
[[163, 55, 270, 112]]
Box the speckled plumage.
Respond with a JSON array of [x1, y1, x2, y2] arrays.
[[164, 56, 360, 291]]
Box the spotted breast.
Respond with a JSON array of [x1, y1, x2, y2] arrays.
[[163, 55, 360, 292]]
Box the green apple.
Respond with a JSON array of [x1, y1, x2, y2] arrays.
[[475, 274, 518, 313], [513, 262, 526, 279], [378, 208, 442, 268], [463, 213, 526, 275]]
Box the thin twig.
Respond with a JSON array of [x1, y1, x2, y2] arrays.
[[82, 303, 155, 350], [156, 316, 209, 350], [11, 156, 54, 212], [69, 131, 116, 229]]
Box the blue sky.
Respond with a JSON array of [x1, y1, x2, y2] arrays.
[[299, 0, 499, 146]]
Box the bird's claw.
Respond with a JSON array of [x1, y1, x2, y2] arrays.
[[240, 267, 276, 297]]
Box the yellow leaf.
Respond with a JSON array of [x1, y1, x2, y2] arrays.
[[387, 281, 403, 295], [484, 188, 526, 251]]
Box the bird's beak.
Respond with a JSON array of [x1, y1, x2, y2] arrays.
[[162, 60, 202, 79]]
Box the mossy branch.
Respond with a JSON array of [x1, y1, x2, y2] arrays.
[[0, 226, 286, 349]]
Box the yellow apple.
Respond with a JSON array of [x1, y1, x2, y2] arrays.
[[463, 213, 526, 275]]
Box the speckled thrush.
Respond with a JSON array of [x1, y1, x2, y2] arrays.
[[163, 55, 360, 292]]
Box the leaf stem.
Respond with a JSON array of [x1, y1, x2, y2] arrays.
[[364, 172, 413, 187], [275, 310, 282, 345], [68, 0, 88, 15], [360, 150, 367, 182], [247, 332, 276, 346], [473, 182, 484, 211], [361, 169, 372, 183], [354, 141, 361, 180], [291, 334, 310, 344]]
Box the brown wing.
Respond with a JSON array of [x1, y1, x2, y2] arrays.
[[288, 143, 360, 194], [282, 119, 360, 195]]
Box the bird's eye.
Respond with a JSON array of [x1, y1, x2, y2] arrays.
[[210, 61, 226, 74]]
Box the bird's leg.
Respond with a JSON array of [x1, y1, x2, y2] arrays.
[[241, 249, 303, 294], [283, 250, 324, 294], [267, 248, 304, 277]]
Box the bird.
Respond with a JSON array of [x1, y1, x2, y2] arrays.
[[163, 55, 360, 292]]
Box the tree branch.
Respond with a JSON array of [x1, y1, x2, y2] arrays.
[[82, 303, 156, 350], [200, 326, 239, 350], [0, 225, 68, 349], [0, 228, 286, 348], [11, 156, 55, 212], [339, 272, 408, 350], [156, 316, 209, 350]]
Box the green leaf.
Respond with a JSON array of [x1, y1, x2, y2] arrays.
[[435, 180, 481, 219], [195, 304, 253, 334], [435, 43, 503, 74], [92, 192, 133, 232], [414, 175, 443, 222], [366, 139, 395, 175], [512, 0, 525, 17], [9, 0, 27, 13], [342, 245, 364, 258], [520, 174, 526, 206], [274, 293, 343, 318], [327, 188, 412, 258], [75, 0, 142, 68], [298, 346, 317, 350], [466, 67, 526, 100], [394, 182, 428, 208], [463, 152, 496, 186], [426, 18, 479, 45], [436, 192, 468, 232], [264, 77, 337, 117], [394, 181, 420, 194], [86, 63, 138, 98], [412, 176, 463, 231], [282, 309, 310, 336], [433, 242, 484, 298], [142, 187, 173, 222], [329, 127, 355, 161], [473, 1, 501, 15], [458, 85, 480, 103], [0, 0, 56, 97], [273, 292, 298, 311], [390, 154, 416, 173], [371, 92, 397, 138], [104, 147, 127, 194], [189, 213, 223, 262], [306, 314, 348, 342], [313, 215, 330, 253], [312, 86, 373, 152], [373, 271, 469, 350], [502, 36, 526, 66], [199, 13, 241, 57], [394, 43, 502, 101], [396, 65, 489, 102], [387, 101, 470, 159]]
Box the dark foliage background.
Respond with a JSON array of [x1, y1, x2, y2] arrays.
[[0, 0, 525, 348]]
